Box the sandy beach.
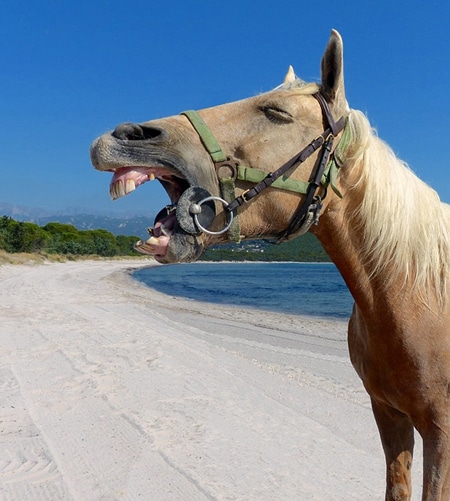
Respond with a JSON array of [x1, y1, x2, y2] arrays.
[[0, 259, 423, 500]]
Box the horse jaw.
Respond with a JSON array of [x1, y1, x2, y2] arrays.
[[90, 117, 218, 263]]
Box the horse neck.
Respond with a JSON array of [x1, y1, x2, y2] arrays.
[[312, 196, 406, 319], [312, 202, 372, 312], [311, 112, 449, 321]]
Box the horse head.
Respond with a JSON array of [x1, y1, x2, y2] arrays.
[[90, 30, 349, 263]]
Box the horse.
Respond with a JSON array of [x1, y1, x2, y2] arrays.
[[91, 30, 450, 500]]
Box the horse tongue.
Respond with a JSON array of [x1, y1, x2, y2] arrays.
[[153, 218, 174, 238]]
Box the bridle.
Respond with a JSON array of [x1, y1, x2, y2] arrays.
[[176, 92, 346, 242]]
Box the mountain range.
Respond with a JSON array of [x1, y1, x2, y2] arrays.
[[0, 202, 152, 237], [0, 202, 330, 261]]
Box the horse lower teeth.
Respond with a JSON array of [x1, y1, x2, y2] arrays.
[[160, 225, 171, 236]]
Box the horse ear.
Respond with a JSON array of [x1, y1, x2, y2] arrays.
[[321, 29, 346, 105], [283, 65, 296, 83]]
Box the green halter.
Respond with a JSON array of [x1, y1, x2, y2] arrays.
[[181, 99, 347, 242]]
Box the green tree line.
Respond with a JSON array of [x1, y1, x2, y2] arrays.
[[201, 232, 330, 262], [0, 216, 139, 257], [0, 215, 330, 261]]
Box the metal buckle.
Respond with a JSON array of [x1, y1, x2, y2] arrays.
[[215, 158, 238, 181], [313, 134, 325, 146], [191, 196, 234, 235], [240, 189, 250, 202]]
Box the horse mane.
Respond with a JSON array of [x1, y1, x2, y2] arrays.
[[276, 78, 449, 306], [343, 109, 450, 308]]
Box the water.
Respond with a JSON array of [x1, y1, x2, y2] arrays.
[[133, 262, 353, 319]]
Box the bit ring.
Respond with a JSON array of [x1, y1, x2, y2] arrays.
[[191, 196, 234, 235]]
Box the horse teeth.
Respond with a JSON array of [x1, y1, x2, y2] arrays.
[[110, 181, 125, 200], [116, 181, 125, 198], [125, 179, 136, 194], [148, 173, 155, 181], [160, 224, 171, 236], [135, 236, 161, 252]]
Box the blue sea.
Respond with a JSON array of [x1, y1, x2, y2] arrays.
[[133, 262, 353, 319]]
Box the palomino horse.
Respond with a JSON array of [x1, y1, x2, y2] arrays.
[[91, 30, 450, 500]]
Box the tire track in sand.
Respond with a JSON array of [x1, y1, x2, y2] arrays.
[[0, 365, 73, 500]]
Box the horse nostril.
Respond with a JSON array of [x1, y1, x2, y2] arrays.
[[112, 123, 144, 140], [112, 122, 163, 141]]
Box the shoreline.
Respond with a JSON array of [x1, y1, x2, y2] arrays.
[[0, 259, 423, 500], [129, 260, 352, 323]]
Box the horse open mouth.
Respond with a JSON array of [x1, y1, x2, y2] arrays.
[[109, 165, 190, 257]]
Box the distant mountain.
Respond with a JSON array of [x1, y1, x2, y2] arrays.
[[0, 202, 152, 236], [0, 202, 52, 220], [0, 202, 330, 261], [34, 214, 153, 237]]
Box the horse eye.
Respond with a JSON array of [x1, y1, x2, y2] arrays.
[[261, 106, 294, 124]]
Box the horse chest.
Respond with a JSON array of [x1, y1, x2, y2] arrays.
[[348, 309, 450, 414], [348, 314, 420, 406]]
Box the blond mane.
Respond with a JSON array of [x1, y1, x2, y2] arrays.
[[276, 78, 449, 306], [343, 109, 450, 307]]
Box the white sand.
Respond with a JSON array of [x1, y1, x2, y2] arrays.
[[0, 260, 423, 500]]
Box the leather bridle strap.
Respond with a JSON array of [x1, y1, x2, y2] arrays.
[[226, 94, 345, 213], [181, 92, 345, 241], [315, 92, 343, 136], [181, 110, 243, 241], [275, 94, 345, 241], [226, 123, 340, 212], [276, 133, 334, 241]]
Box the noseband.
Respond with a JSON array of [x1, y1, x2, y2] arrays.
[[179, 92, 346, 242]]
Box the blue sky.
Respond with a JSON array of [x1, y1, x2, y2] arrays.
[[1, 1, 449, 217]]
